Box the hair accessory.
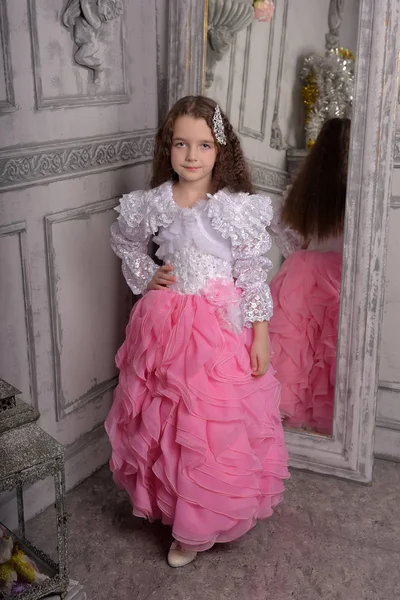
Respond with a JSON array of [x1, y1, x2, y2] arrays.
[[212, 105, 226, 145]]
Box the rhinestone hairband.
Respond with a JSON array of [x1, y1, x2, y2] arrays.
[[213, 105, 226, 145]]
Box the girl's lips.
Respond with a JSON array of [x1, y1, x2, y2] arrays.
[[183, 166, 200, 171]]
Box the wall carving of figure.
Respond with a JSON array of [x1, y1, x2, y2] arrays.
[[62, 0, 123, 83]]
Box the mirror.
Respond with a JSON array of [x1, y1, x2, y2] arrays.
[[167, 0, 398, 481], [204, 0, 358, 438]]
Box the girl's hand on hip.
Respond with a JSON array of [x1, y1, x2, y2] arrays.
[[147, 265, 176, 291]]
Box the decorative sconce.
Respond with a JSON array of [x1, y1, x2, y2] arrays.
[[206, 0, 274, 88]]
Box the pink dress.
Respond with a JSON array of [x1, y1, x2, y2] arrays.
[[267, 200, 342, 434], [105, 181, 289, 552]]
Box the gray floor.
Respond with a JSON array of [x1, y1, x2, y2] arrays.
[[28, 459, 400, 600]]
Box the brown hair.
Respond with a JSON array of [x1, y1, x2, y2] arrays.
[[150, 95, 254, 193], [282, 117, 351, 241]]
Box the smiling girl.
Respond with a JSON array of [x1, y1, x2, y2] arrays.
[[105, 96, 289, 568]]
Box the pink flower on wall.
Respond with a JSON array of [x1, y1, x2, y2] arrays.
[[253, 0, 275, 23]]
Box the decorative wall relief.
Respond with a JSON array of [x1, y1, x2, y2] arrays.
[[29, 0, 127, 109], [62, 0, 123, 84]]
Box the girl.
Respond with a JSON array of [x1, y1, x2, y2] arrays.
[[268, 118, 350, 435], [105, 96, 289, 567]]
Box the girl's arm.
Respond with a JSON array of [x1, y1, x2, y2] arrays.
[[232, 231, 272, 377], [251, 321, 270, 377], [207, 191, 275, 377], [208, 190, 274, 328], [230, 196, 273, 377], [110, 191, 159, 295]]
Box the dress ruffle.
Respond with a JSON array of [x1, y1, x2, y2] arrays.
[[105, 288, 289, 551], [269, 250, 342, 434]]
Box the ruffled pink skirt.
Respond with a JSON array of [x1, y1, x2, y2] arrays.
[[105, 285, 289, 552], [269, 250, 342, 434]]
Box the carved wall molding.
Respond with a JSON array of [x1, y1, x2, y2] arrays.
[[45, 198, 119, 422], [270, 0, 289, 150], [0, 222, 38, 410], [28, 0, 128, 109], [248, 160, 289, 194], [238, 15, 276, 141], [0, 0, 16, 114], [0, 130, 156, 191]]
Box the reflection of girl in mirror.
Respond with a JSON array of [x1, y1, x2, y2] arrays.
[[105, 96, 289, 568], [268, 118, 350, 435]]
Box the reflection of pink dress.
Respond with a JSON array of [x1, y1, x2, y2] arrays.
[[268, 203, 342, 434], [105, 182, 289, 552]]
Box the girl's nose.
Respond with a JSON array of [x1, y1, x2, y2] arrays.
[[186, 147, 197, 162]]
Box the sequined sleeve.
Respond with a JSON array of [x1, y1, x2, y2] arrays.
[[267, 185, 304, 258], [110, 191, 159, 295], [207, 191, 274, 326]]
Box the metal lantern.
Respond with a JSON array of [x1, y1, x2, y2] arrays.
[[0, 380, 18, 412], [0, 380, 69, 600]]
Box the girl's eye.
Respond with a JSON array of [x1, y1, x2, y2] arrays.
[[201, 144, 211, 149], [175, 142, 185, 148]]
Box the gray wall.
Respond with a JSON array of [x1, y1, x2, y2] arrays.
[[0, 0, 168, 522]]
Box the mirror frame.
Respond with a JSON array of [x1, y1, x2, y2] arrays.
[[167, 0, 399, 483]]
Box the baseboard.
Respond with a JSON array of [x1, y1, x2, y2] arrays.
[[374, 425, 400, 462]]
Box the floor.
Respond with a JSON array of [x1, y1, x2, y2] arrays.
[[28, 459, 400, 600]]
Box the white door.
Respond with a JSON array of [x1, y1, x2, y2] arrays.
[[0, 0, 163, 521]]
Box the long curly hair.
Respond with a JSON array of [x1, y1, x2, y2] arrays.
[[282, 118, 351, 241], [150, 96, 254, 193]]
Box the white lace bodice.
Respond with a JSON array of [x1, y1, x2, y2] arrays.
[[110, 181, 274, 326], [154, 200, 233, 295]]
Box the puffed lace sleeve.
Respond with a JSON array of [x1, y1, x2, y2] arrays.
[[110, 190, 159, 295], [267, 185, 304, 258], [207, 191, 274, 326]]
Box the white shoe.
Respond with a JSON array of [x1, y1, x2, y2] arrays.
[[167, 541, 197, 568]]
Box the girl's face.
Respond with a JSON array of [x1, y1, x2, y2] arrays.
[[171, 116, 217, 185]]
